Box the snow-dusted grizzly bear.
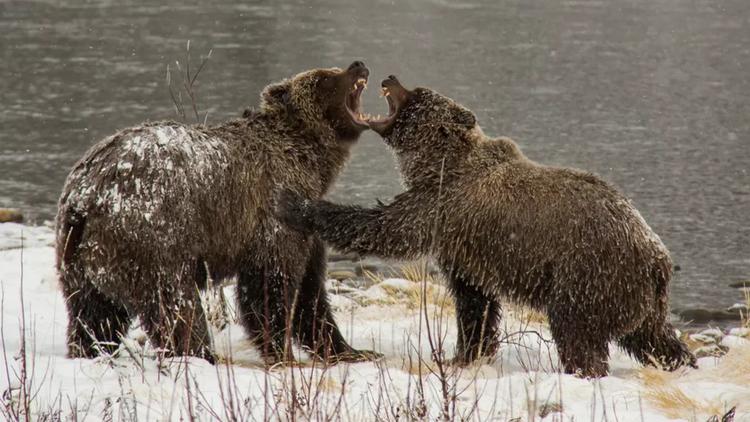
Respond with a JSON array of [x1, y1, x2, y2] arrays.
[[276, 75, 696, 377], [56, 61, 381, 364]]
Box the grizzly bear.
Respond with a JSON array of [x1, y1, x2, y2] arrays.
[[276, 75, 696, 377], [56, 61, 382, 365]]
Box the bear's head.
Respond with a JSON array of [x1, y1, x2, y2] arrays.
[[366, 75, 479, 186], [367, 75, 477, 153], [260, 61, 370, 142]]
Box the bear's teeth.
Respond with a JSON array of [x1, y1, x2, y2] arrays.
[[357, 78, 367, 86]]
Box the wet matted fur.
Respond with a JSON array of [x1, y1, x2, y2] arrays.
[[277, 79, 696, 377], [56, 62, 380, 364]]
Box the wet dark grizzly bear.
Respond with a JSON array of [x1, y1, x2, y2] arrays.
[[276, 75, 696, 377], [56, 61, 382, 365]]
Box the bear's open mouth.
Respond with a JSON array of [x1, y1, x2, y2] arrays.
[[366, 88, 397, 124], [366, 75, 408, 135], [345, 77, 369, 128]]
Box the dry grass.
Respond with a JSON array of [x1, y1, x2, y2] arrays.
[[403, 262, 548, 325], [380, 281, 452, 311], [357, 261, 455, 313], [510, 305, 548, 325], [742, 285, 750, 329], [711, 344, 750, 385], [640, 345, 750, 419], [398, 260, 436, 284], [644, 385, 724, 420]]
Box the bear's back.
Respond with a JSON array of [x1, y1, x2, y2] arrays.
[[55, 122, 264, 260], [60, 123, 233, 223], [434, 141, 669, 303]]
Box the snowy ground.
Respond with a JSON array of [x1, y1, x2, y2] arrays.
[[0, 223, 748, 421]]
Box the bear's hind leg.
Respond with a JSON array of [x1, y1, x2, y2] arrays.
[[60, 268, 131, 359], [294, 237, 382, 362], [446, 273, 502, 365], [617, 320, 696, 371], [137, 263, 215, 363]]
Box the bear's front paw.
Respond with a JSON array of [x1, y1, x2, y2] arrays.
[[275, 189, 315, 233]]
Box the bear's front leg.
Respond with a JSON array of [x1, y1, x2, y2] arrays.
[[444, 270, 502, 365], [293, 237, 383, 363], [275, 188, 434, 260]]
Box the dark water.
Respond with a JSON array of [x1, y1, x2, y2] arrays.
[[1, 0, 748, 314]]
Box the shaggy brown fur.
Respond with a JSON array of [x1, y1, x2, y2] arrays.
[[277, 76, 696, 377], [56, 62, 381, 364]]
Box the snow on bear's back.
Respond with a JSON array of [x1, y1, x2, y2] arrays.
[[61, 122, 231, 226]]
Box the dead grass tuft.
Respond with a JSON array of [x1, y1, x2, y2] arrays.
[[712, 344, 750, 385], [644, 386, 723, 420], [509, 304, 548, 325], [355, 262, 455, 313], [641, 345, 750, 419]]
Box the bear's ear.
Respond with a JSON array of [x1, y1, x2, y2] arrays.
[[453, 106, 476, 127], [261, 81, 292, 110]]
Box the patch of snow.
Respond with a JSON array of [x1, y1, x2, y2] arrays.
[[729, 327, 750, 337], [1, 225, 749, 421], [379, 277, 417, 290], [690, 333, 716, 344], [699, 327, 724, 339], [695, 356, 720, 369], [728, 302, 749, 312], [357, 284, 389, 301], [0, 223, 55, 250], [720, 335, 750, 348], [328, 293, 358, 311]]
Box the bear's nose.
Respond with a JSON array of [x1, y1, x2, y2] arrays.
[[382, 75, 401, 88], [347, 61, 369, 80], [348, 61, 366, 70]]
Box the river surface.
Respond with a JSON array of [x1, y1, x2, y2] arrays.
[[1, 0, 748, 316]]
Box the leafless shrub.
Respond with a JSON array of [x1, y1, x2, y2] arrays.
[[166, 40, 213, 125]]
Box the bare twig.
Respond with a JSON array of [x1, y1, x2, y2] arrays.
[[166, 41, 213, 124]]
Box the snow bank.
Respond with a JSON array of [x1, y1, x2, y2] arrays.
[[0, 224, 747, 421]]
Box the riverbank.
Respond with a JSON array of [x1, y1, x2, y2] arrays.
[[0, 222, 748, 420]]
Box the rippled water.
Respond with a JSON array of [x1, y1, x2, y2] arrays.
[[1, 0, 748, 314]]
